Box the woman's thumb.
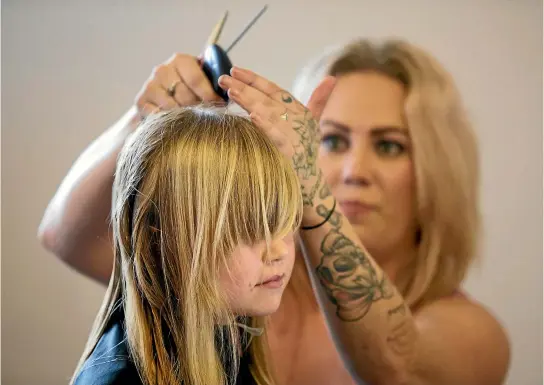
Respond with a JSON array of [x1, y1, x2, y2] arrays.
[[306, 76, 336, 120]]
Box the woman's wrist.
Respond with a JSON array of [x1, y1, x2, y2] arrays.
[[300, 170, 336, 228], [301, 195, 336, 230]]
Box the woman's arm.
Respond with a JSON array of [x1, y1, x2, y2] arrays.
[[296, 166, 418, 385], [218, 67, 510, 385], [38, 107, 138, 284], [299, 183, 510, 385], [38, 53, 222, 284]]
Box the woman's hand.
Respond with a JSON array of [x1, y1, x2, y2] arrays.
[[135, 53, 223, 120], [218, 67, 335, 207]]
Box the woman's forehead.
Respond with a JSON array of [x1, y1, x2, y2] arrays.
[[320, 72, 406, 132]]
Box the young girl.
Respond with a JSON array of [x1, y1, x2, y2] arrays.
[[70, 106, 303, 385]]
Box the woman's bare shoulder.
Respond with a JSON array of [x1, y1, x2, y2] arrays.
[[412, 293, 511, 385]]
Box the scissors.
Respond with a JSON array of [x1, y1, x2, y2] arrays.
[[200, 5, 268, 101]]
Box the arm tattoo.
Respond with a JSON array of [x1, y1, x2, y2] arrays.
[[386, 302, 417, 359], [291, 109, 320, 206], [315, 208, 394, 322], [387, 303, 406, 317], [319, 180, 331, 200]]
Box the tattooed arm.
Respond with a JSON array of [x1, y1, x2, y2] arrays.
[[298, 182, 417, 384], [287, 88, 509, 385], [291, 106, 417, 380], [279, 78, 417, 383], [290, 109, 417, 382], [218, 68, 509, 385], [299, 183, 509, 385]]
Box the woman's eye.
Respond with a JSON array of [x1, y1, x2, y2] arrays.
[[375, 140, 405, 156], [320, 134, 348, 152]]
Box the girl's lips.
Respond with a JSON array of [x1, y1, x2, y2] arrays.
[[257, 274, 285, 289]]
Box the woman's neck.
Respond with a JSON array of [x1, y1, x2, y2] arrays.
[[370, 242, 418, 287]]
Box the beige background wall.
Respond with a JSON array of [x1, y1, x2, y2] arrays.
[[2, 0, 542, 384]]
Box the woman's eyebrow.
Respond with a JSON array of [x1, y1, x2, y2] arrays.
[[370, 126, 409, 136], [321, 119, 408, 136], [320, 119, 351, 134]]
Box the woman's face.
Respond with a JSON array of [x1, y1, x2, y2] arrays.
[[220, 232, 296, 316], [318, 71, 418, 263]]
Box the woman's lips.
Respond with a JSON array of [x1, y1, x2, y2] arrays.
[[339, 201, 376, 220]]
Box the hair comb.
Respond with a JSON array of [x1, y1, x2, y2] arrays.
[[200, 5, 268, 101]]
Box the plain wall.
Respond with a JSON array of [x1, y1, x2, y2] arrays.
[[2, 0, 542, 384]]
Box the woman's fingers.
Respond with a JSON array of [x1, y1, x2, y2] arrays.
[[218, 75, 285, 120], [138, 102, 160, 120], [135, 66, 180, 117], [228, 67, 304, 110], [135, 53, 226, 119], [218, 69, 328, 167], [306, 76, 336, 120], [229, 66, 280, 95], [169, 79, 200, 106], [151, 63, 188, 106], [218, 73, 300, 160], [249, 112, 294, 157], [170, 53, 223, 102], [228, 66, 336, 120], [135, 81, 173, 119]]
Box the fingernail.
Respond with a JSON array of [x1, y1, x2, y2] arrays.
[[231, 66, 249, 77], [228, 88, 239, 98], [218, 75, 231, 86]]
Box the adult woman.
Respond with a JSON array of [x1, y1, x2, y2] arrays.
[[72, 107, 304, 385], [39, 38, 510, 385]]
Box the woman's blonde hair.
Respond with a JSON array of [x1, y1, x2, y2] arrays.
[[71, 106, 302, 385], [293, 39, 480, 309]]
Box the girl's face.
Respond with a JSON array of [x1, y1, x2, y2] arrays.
[[220, 232, 296, 316]]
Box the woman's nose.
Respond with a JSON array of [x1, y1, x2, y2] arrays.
[[342, 145, 373, 186]]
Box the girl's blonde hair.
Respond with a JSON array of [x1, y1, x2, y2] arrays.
[[293, 39, 480, 308], [71, 106, 302, 385]]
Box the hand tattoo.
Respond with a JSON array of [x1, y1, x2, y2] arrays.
[[291, 109, 320, 206], [315, 209, 394, 322], [281, 93, 294, 104]]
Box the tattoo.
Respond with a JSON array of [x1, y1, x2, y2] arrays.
[[319, 181, 332, 200], [292, 109, 320, 205], [315, 213, 393, 322], [387, 303, 406, 317], [386, 303, 417, 359], [301, 169, 322, 207], [281, 93, 293, 104]]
